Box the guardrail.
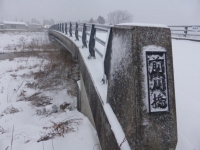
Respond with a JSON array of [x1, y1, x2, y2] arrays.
[[168, 25, 200, 41], [50, 23, 200, 58], [49, 22, 113, 59]]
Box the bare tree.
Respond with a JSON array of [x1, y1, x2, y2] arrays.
[[107, 10, 133, 25]]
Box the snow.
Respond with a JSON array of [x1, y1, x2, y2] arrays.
[[0, 32, 100, 150], [1, 28, 200, 149], [95, 42, 105, 56], [109, 34, 132, 84], [77, 80, 81, 90], [0, 29, 28, 31], [0, 32, 52, 53], [172, 39, 200, 150], [140, 40, 200, 149], [104, 104, 131, 150], [29, 23, 42, 25], [55, 31, 131, 149], [79, 48, 131, 149], [55, 31, 108, 104], [117, 22, 168, 28], [172, 36, 200, 41], [54, 29, 200, 149], [96, 32, 107, 42], [2, 21, 27, 25]]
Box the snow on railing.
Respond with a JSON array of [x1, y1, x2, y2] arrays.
[[49, 23, 200, 59], [168, 25, 200, 41], [49, 22, 113, 60], [49, 23, 132, 149], [49, 22, 113, 84]]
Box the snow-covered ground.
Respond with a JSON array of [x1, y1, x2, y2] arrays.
[[0, 31, 53, 53], [172, 39, 200, 150], [0, 31, 200, 150], [0, 32, 100, 150]]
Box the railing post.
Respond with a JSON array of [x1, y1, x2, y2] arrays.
[[69, 22, 72, 37], [65, 23, 68, 34], [184, 27, 188, 37], [88, 24, 96, 59], [62, 23, 64, 33], [61, 23, 63, 33], [75, 23, 79, 41], [82, 23, 87, 48]]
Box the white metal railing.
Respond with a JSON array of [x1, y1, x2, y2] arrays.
[[168, 25, 200, 41]]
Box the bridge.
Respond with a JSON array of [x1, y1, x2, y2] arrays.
[[48, 22, 200, 150]]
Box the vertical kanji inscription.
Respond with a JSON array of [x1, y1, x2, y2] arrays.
[[146, 51, 169, 113]]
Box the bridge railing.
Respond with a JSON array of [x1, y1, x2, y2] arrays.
[[49, 22, 113, 59], [168, 25, 200, 40], [50, 23, 200, 58]]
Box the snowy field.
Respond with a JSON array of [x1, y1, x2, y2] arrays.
[[0, 31, 54, 53], [172, 39, 200, 150], [0, 31, 200, 150], [0, 32, 100, 150]]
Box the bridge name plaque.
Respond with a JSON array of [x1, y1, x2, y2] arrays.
[[146, 51, 169, 113]]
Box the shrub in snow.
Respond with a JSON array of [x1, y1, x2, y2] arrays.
[[68, 104, 76, 111], [36, 104, 58, 116], [59, 102, 70, 111], [36, 102, 73, 116], [0, 126, 6, 134], [37, 118, 82, 142], [0, 105, 21, 118], [30, 94, 52, 107]]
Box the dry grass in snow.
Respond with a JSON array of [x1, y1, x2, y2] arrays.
[[0, 32, 100, 150]]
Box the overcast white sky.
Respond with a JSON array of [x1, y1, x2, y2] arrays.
[[0, 0, 199, 25]]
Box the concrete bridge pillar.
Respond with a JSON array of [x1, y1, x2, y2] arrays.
[[105, 24, 177, 150]]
